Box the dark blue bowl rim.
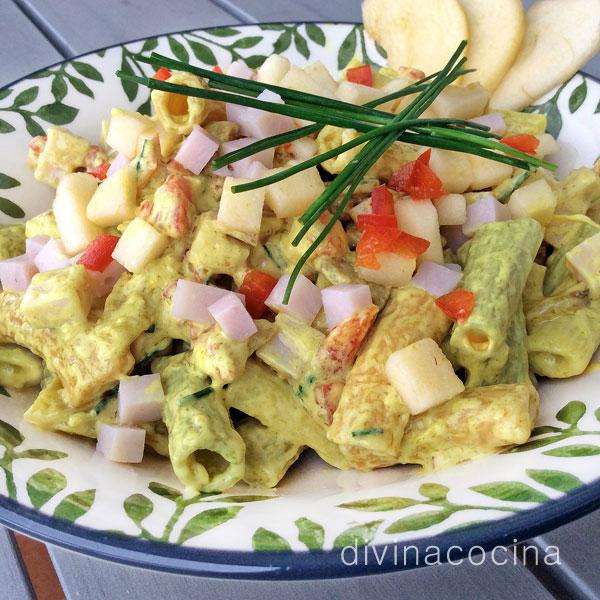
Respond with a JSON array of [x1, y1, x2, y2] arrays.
[[1, 21, 599, 580]]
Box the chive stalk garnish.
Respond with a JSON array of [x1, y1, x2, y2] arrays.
[[117, 41, 556, 304], [176, 387, 214, 406]]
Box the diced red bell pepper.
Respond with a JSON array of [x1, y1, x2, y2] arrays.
[[77, 235, 121, 272], [213, 65, 224, 74], [500, 134, 540, 155], [346, 64, 373, 87], [239, 269, 279, 319], [388, 149, 447, 201], [88, 161, 110, 181], [355, 227, 430, 269], [356, 214, 397, 232], [153, 67, 172, 81], [371, 185, 395, 215], [435, 288, 475, 322]]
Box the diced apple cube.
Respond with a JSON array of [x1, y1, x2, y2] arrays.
[[304, 61, 338, 97], [20, 264, 91, 328], [256, 313, 324, 380], [468, 155, 513, 190], [385, 338, 465, 415], [435, 193, 467, 226], [86, 166, 137, 227], [428, 149, 473, 193], [508, 179, 557, 225], [355, 253, 416, 286], [106, 108, 155, 159], [431, 83, 489, 120], [566, 231, 600, 299], [280, 66, 324, 96], [336, 81, 382, 106], [216, 177, 265, 246], [256, 55, 290, 85], [52, 173, 103, 256], [112, 218, 169, 273], [394, 197, 444, 263], [265, 167, 325, 218], [536, 133, 560, 158]]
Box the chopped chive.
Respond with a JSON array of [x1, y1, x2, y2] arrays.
[[352, 427, 384, 437], [176, 387, 214, 406], [92, 384, 119, 415]]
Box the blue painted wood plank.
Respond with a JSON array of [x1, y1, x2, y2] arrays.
[[13, 0, 239, 57], [0, 0, 62, 87], [49, 545, 553, 600], [0, 529, 34, 600]]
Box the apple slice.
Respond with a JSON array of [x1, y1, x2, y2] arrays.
[[491, 0, 600, 110]]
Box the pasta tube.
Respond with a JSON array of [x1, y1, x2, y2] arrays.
[[0, 344, 43, 389], [448, 219, 542, 387], [152, 71, 214, 135], [328, 286, 450, 470], [237, 419, 303, 488], [154, 353, 245, 493], [224, 360, 349, 470], [527, 285, 600, 378], [25, 374, 169, 457], [398, 383, 539, 470]]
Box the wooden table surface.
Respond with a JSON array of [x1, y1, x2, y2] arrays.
[[1, 1, 599, 598]]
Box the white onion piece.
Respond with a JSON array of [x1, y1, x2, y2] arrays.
[[463, 195, 511, 237], [441, 225, 470, 253], [97, 424, 145, 463], [34, 238, 71, 272], [208, 293, 257, 341], [118, 373, 164, 425], [171, 279, 244, 324], [226, 60, 255, 80], [107, 153, 129, 177], [25, 235, 50, 258], [469, 113, 507, 136], [321, 284, 372, 330], [214, 137, 274, 177], [174, 125, 219, 175], [410, 261, 463, 298], [265, 274, 322, 324], [445, 263, 462, 272], [0, 255, 37, 291], [88, 260, 126, 297]]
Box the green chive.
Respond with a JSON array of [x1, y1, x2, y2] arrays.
[[352, 428, 384, 437], [176, 387, 214, 406]]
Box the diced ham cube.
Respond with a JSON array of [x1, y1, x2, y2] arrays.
[[34, 238, 71, 272], [106, 153, 129, 177], [171, 279, 244, 324], [174, 126, 219, 175], [214, 137, 274, 178], [96, 424, 145, 463], [118, 374, 164, 425], [87, 260, 126, 297], [0, 255, 38, 291], [208, 293, 257, 341], [265, 274, 322, 324], [25, 235, 50, 258]]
